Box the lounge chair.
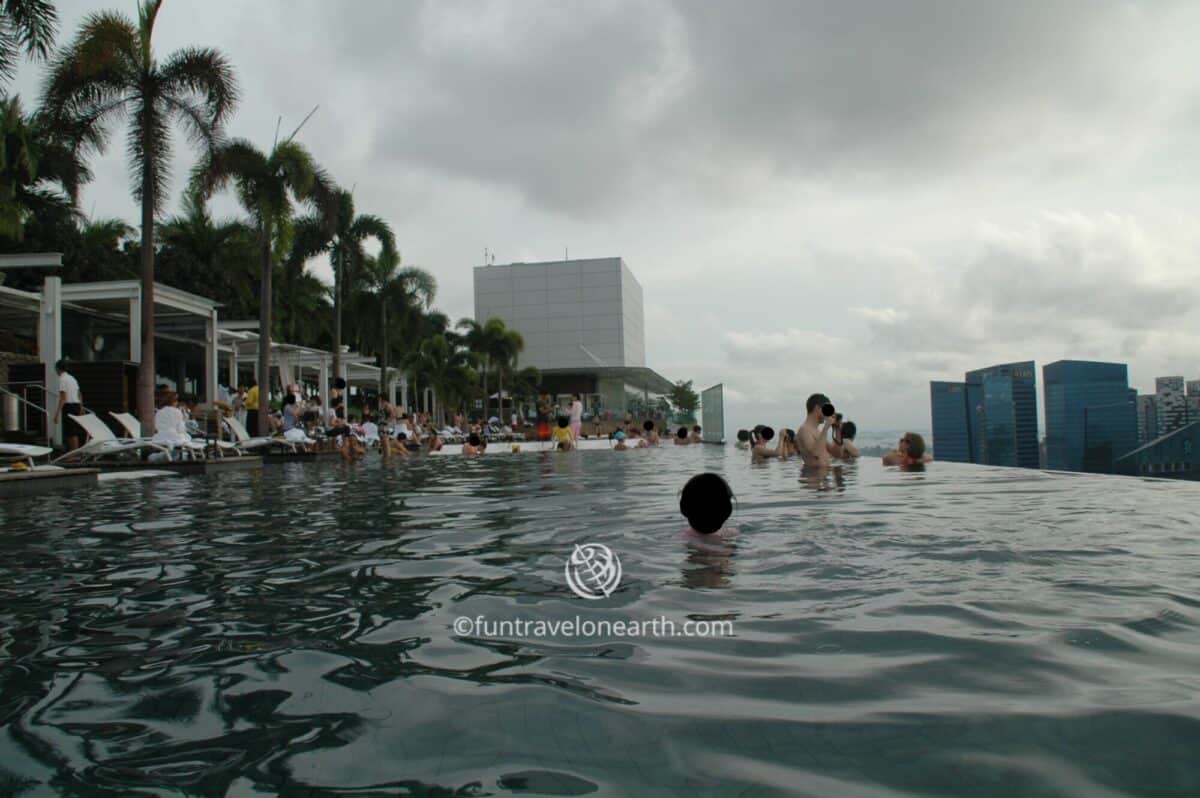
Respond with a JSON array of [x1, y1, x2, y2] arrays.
[[54, 413, 171, 463], [224, 416, 308, 454], [0, 443, 58, 470], [110, 411, 209, 460]]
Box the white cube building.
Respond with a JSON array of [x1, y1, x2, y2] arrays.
[[473, 257, 671, 417]]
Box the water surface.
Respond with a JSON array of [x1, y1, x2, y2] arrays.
[[2, 447, 1199, 796]]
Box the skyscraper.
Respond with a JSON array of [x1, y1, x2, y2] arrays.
[[1044, 360, 1135, 472], [1156, 376, 1187, 437], [1136, 394, 1159, 445], [1186, 380, 1200, 428], [929, 381, 972, 463], [965, 361, 1039, 468], [929, 361, 1037, 468]]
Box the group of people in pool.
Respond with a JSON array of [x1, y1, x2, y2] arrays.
[[733, 393, 933, 468]]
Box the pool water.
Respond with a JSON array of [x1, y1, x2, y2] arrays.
[[2, 447, 1199, 796]]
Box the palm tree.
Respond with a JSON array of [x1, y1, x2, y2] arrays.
[[43, 0, 237, 429], [79, 216, 133, 249], [487, 321, 523, 420], [403, 335, 475, 426], [457, 317, 523, 420], [0, 95, 90, 239], [358, 250, 435, 399], [159, 190, 257, 315], [291, 189, 394, 380], [0, 0, 57, 85], [194, 138, 332, 434]]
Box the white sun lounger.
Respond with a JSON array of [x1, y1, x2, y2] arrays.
[[54, 413, 171, 463], [109, 411, 209, 460], [225, 416, 308, 453], [0, 443, 56, 470]]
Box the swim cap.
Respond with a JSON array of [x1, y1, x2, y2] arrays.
[[615, 430, 625, 440]]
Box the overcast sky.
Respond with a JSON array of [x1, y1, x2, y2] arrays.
[[14, 0, 1200, 435]]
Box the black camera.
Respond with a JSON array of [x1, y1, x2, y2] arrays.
[[822, 402, 836, 417]]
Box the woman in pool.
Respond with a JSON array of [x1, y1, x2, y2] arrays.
[[882, 432, 933, 466], [568, 394, 583, 441], [463, 432, 483, 455], [673, 427, 690, 446]]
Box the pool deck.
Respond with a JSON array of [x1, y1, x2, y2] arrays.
[[0, 467, 100, 498], [63, 456, 263, 476]]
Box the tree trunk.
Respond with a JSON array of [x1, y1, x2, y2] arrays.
[[137, 136, 157, 433], [257, 222, 272, 436], [378, 298, 388, 399], [332, 247, 341, 388]]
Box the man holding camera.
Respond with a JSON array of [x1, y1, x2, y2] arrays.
[[796, 393, 836, 468]]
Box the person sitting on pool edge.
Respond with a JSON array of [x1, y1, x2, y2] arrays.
[[828, 420, 860, 460], [551, 416, 576, 450], [674, 426, 690, 446], [679, 472, 735, 538], [882, 432, 932, 466]]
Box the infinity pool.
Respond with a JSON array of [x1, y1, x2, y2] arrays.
[[2, 447, 1199, 796]]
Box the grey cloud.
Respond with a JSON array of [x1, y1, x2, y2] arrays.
[[343, 0, 1199, 214]]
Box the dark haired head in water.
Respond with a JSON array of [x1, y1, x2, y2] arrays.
[[755, 425, 775, 442], [680, 472, 734, 534], [736, 429, 750, 442], [904, 432, 926, 459], [468, 432, 481, 447], [841, 421, 857, 440], [643, 419, 655, 432], [677, 427, 689, 439]]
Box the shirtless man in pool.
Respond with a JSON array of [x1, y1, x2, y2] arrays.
[[795, 393, 835, 468]]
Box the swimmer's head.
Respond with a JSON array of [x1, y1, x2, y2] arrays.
[[903, 432, 926, 458], [557, 416, 569, 428], [677, 427, 688, 439], [511, 443, 521, 453], [755, 425, 775, 442], [805, 393, 830, 415], [692, 425, 701, 433], [841, 421, 857, 440], [615, 430, 625, 441], [782, 428, 796, 442], [468, 433, 481, 447], [680, 472, 734, 535], [397, 432, 408, 440], [736, 429, 750, 442], [643, 419, 655, 432]]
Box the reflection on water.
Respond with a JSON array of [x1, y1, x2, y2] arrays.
[[2, 448, 1200, 795]]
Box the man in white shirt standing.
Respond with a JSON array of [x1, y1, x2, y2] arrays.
[[53, 359, 82, 452]]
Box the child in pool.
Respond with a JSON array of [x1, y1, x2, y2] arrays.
[[612, 429, 628, 450], [551, 416, 576, 450], [679, 472, 737, 540]]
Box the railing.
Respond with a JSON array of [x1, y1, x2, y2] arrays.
[[1, 381, 51, 444]]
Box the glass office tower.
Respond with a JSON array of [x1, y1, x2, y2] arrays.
[[929, 381, 972, 462], [964, 361, 1038, 468], [1044, 360, 1135, 472]]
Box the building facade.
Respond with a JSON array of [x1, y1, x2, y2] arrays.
[[1136, 394, 1158, 445], [472, 257, 671, 417], [1155, 376, 1187, 437], [929, 381, 972, 463], [1043, 360, 1135, 472], [930, 361, 1037, 468]]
